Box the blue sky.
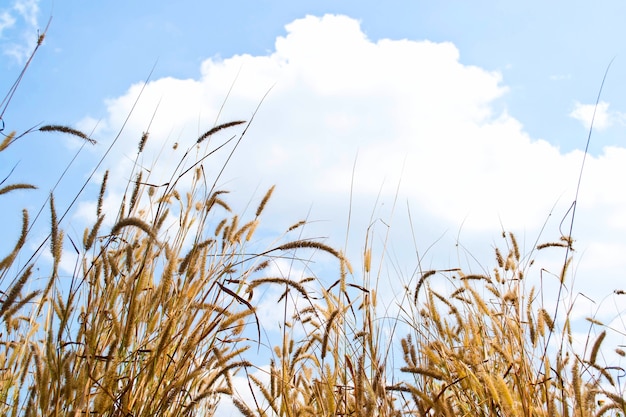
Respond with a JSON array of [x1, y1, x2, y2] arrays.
[[2, 1, 626, 411], [4, 1, 626, 153]]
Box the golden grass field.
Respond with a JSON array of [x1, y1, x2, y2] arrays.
[[1, 33, 625, 417]]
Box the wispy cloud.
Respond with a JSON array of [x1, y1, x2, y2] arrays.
[[549, 73, 571, 81], [0, 0, 41, 64], [0, 11, 17, 36]]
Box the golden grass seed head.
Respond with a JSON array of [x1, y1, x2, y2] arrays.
[[256, 185, 275, 217], [585, 317, 604, 326], [138, 131, 149, 153], [275, 239, 342, 260], [400, 366, 445, 381], [128, 171, 143, 213], [244, 219, 259, 241], [495, 247, 504, 268], [509, 232, 520, 260], [0, 131, 16, 152], [0, 209, 29, 271], [560, 256, 572, 284], [39, 124, 97, 144], [110, 217, 158, 244], [97, 170, 109, 217], [49, 194, 62, 261], [0, 183, 37, 196], [196, 120, 246, 144], [589, 330, 607, 365], [84, 215, 105, 251], [0, 264, 33, 320], [214, 218, 228, 237], [539, 308, 554, 332], [537, 241, 568, 250], [503, 290, 518, 305], [364, 248, 371, 273], [287, 220, 306, 232]]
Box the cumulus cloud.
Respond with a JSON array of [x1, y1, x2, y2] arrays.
[[79, 14, 626, 326]]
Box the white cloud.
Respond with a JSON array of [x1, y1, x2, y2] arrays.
[[13, 0, 39, 28], [79, 13, 626, 333], [0, 11, 16, 36], [570, 100, 612, 130], [0, 0, 41, 63]]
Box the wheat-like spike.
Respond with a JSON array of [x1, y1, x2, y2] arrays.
[[596, 402, 623, 417], [2, 290, 41, 322], [128, 171, 143, 213], [560, 257, 572, 284], [572, 359, 583, 414], [138, 131, 149, 153], [84, 215, 105, 251], [536, 242, 568, 250], [589, 330, 606, 365], [0, 264, 33, 319], [39, 124, 96, 144], [226, 215, 239, 244], [495, 374, 514, 413], [0, 131, 16, 151], [111, 217, 158, 243], [495, 247, 504, 268], [509, 232, 520, 261], [602, 391, 626, 410], [275, 240, 342, 260], [204, 360, 252, 394], [196, 120, 246, 144], [527, 309, 536, 347], [0, 183, 37, 195], [154, 207, 169, 232], [97, 170, 109, 218], [414, 270, 436, 303], [124, 239, 134, 272], [460, 274, 490, 281], [539, 308, 554, 332], [179, 239, 214, 274], [0, 209, 29, 271], [214, 218, 228, 237], [339, 255, 347, 293], [586, 317, 604, 326], [244, 219, 259, 242], [364, 248, 371, 274], [256, 185, 275, 217], [247, 277, 310, 300], [211, 197, 232, 212], [50, 194, 62, 261], [218, 309, 254, 333], [232, 219, 258, 244], [287, 220, 306, 232], [321, 309, 341, 360], [400, 366, 445, 380], [232, 397, 257, 417], [466, 286, 490, 316]]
